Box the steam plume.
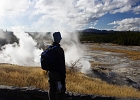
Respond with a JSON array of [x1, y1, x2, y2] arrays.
[[0, 27, 42, 66], [0, 27, 91, 73]]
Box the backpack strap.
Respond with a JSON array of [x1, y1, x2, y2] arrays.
[[52, 46, 57, 49], [49, 45, 57, 49], [46, 45, 57, 49]]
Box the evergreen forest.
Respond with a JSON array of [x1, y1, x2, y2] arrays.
[[79, 31, 140, 46]]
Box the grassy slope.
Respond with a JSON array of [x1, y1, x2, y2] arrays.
[[0, 64, 140, 98]]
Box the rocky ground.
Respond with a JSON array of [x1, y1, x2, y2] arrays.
[[0, 85, 140, 100], [84, 43, 140, 91]]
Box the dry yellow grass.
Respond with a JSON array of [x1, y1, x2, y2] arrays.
[[0, 63, 140, 98], [90, 47, 140, 60], [0, 64, 48, 89]]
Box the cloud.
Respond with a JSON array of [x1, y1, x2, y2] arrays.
[[108, 18, 140, 31], [0, 0, 31, 16], [0, 0, 39, 30], [0, 0, 140, 31], [110, 5, 131, 14], [132, 5, 140, 14], [32, 0, 140, 31]]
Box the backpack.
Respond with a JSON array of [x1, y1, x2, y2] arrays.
[[40, 46, 57, 71]]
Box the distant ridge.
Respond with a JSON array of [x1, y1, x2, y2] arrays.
[[78, 28, 139, 33], [78, 28, 114, 33]]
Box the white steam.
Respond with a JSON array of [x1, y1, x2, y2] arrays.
[[0, 27, 42, 66], [60, 31, 91, 73], [0, 27, 91, 73]]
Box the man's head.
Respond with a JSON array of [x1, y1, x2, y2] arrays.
[[53, 32, 62, 43]]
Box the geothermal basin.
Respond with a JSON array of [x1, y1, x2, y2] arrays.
[[83, 43, 140, 90]]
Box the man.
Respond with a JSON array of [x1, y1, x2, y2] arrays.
[[48, 32, 66, 100]]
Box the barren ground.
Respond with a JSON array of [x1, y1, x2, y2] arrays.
[[83, 43, 140, 89]]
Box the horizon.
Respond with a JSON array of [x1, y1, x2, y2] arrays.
[[2, 28, 140, 33]]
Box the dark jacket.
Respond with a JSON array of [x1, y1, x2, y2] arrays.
[[48, 42, 66, 82]]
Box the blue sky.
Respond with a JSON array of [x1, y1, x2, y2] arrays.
[[95, 12, 140, 30], [0, 0, 140, 32]]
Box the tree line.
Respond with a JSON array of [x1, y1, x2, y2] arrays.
[[79, 31, 140, 46]]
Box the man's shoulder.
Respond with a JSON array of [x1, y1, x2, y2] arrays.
[[54, 46, 63, 51]]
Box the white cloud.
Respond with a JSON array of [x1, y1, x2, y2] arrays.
[[132, 5, 140, 14], [102, 0, 132, 13], [0, 0, 140, 31], [32, 0, 140, 31], [0, 0, 30, 16], [0, 0, 38, 30], [110, 5, 131, 14], [32, 0, 106, 31], [108, 18, 140, 31]]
